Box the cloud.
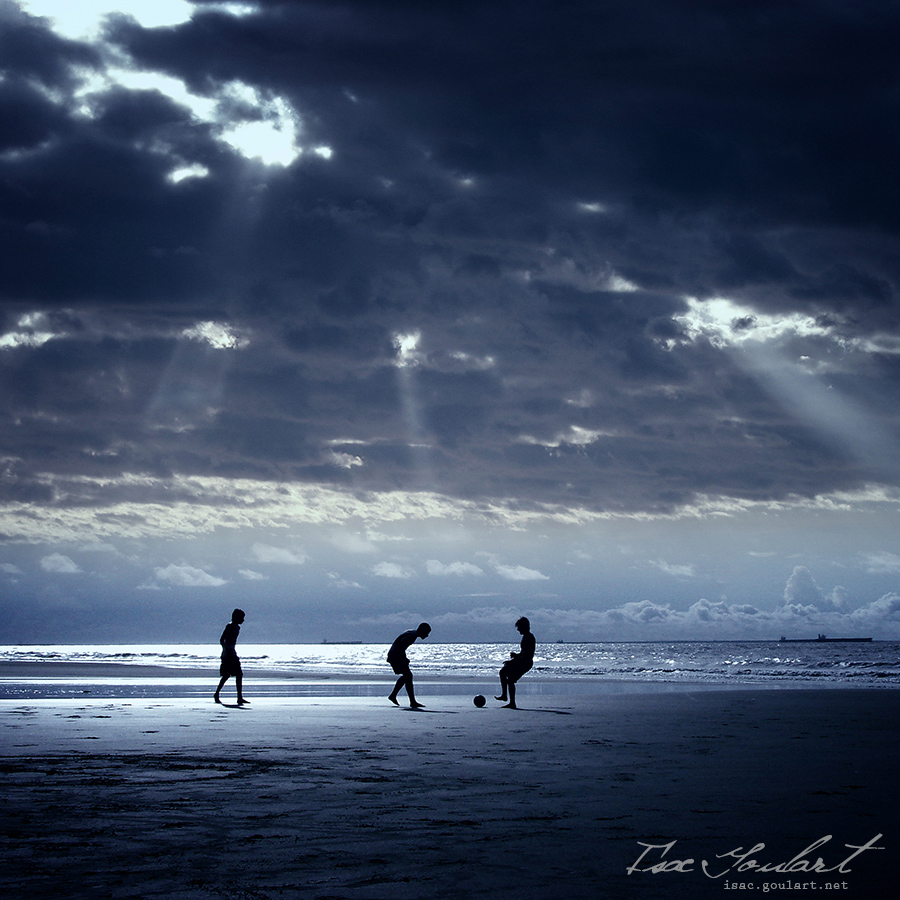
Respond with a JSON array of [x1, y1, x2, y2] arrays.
[[2, 0, 899, 527], [859, 551, 900, 575], [329, 532, 377, 555], [426, 559, 484, 577], [829, 586, 849, 610], [780, 565, 850, 614], [238, 569, 267, 581], [783, 566, 824, 608], [495, 564, 549, 582], [850, 593, 900, 628], [77, 541, 120, 554], [328, 573, 364, 590], [40, 553, 81, 574], [372, 562, 414, 579], [150, 564, 227, 587], [403, 590, 900, 641], [252, 543, 307, 566], [607, 600, 671, 624], [350, 606, 521, 635], [3, 2, 900, 643], [649, 560, 697, 578]]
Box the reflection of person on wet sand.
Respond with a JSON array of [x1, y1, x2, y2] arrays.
[[214, 608, 249, 706], [387, 622, 431, 708], [496, 616, 535, 709]]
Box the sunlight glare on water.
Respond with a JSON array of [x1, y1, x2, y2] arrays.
[[1, 641, 899, 685]]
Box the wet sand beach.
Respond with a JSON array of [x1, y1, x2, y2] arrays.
[[1, 666, 897, 899]]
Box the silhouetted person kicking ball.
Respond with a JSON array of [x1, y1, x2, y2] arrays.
[[496, 616, 535, 709], [387, 622, 431, 708], [214, 608, 249, 705]]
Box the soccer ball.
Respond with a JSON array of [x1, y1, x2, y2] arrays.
[[473, 694, 486, 707]]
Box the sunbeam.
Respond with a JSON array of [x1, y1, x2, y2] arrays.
[[393, 330, 437, 489], [675, 297, 900, 479]]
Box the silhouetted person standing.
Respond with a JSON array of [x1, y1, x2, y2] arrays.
[[387, 622, 431, 708], [214, 608, 249, 705], [496, 616, 535, 709]]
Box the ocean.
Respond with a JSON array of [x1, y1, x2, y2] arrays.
[[1, 640, 899, 700]]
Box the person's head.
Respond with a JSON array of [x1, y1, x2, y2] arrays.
[[416, 622, 432, 639], [232, 608, 245, 624], [515, 616, 530, 634]]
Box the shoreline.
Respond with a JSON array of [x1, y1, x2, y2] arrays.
[[1, 658, 898, 690], [0, 660, 760, 702]]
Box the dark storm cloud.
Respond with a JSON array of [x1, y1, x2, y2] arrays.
[[0, 0, 98, 88], [119, 0, 900, 226], [1, 0, 899, 518]]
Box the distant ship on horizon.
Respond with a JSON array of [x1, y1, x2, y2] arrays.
[[778, 634, 873, 643]]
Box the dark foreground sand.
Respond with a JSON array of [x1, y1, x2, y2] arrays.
[[1, 672, 897, 900]]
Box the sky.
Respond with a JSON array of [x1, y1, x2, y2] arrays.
[[2, 0, 900, 644]]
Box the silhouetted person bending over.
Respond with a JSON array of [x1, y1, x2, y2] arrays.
[[496, 616, 535, 709], [214, 608, 249, 705], [387, 622, 431, 708]]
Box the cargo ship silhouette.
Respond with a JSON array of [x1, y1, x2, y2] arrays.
[[778, 634, 872, 643]]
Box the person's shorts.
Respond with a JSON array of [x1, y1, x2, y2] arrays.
[[388, 655, 410, 676], [220, 654, 242, 677], [501, 658, 532, 683]]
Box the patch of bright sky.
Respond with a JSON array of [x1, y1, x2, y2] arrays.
[[19, 2, 320, 169], [577, 201, 610, 214], [519, 425, 614, 449], [82, 68, 213, 120], [167, 163, 210, 183], [675, 296, 827, 349], [1, 311, 252, 350], [393, 331, 422, 367], [607, 273, 639, 292], [326, 451, 365, 469], [0, 330, 54, 350], [75, 68, 304, 167], [17, 1, 255, 39], [181, 321, 247, 349], [448, 351, 496, 371], [18, 0, 191, 37], [217, 99, 299, 167], [0, 312, 61, 349]]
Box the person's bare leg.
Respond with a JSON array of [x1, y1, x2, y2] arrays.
[[214, 675, 228, 703], [388, 675, 405, 704], [495, 668, 508, 702], [502, 680, 517, 709], [237, 673, 249, 704], [406, 671, 424, 708]]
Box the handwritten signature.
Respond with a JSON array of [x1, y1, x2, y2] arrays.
[[626, 834, 884, 879]]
